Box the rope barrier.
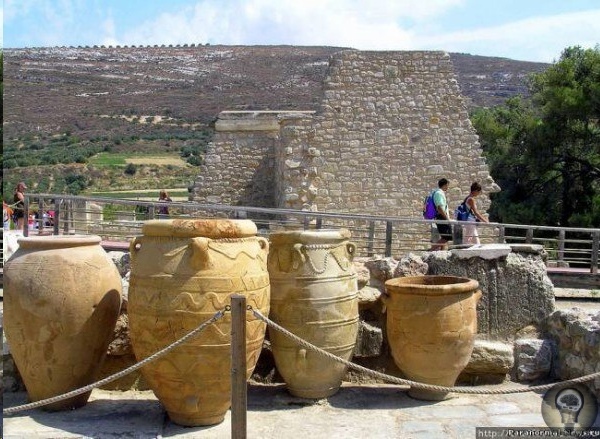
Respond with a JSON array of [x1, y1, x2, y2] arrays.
[[252, 309, 600, 396], [3, 308, 227, 415], [5, 303, 599, 416]]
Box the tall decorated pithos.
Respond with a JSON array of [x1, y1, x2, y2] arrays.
[[3, 235, 122, 410], [267, 228, 359, 398], [384, 275, 482, 400], [127, 219, 270, 426]]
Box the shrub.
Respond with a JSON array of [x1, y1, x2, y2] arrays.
[[124, 163, 137, 175]]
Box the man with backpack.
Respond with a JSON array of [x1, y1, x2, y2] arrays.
[[424, 178, 452, 250]]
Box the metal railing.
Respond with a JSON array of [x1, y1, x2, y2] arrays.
[[3, 193, 599, 274]]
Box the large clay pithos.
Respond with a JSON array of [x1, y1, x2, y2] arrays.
[[127, 219, 270, 426], [267, 229, 359, 398], [3, 235, 122, 410], [383, 275, 481, 400]]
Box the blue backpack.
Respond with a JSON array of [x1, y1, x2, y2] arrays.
[[454, 197, 471, 221], [423, 190, 438, 220]]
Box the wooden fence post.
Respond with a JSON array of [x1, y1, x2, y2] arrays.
[[231, 294, 247, 439]]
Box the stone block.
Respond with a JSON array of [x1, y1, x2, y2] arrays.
[[393, 253, 428, 278], [354, 321, 383, 358], [514, 338, 554, 382], [462, 339, 514, 377], [423, 251, 555, 337]]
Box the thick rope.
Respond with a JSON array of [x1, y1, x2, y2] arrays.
[[6, 305, 599, 416], [3, 309, 227, 415], [253, 309, 600, 395]]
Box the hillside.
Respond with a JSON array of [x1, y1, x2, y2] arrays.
[[2, 45, 549, 198]]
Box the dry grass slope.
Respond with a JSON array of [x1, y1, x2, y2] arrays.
[[2, 46, 549, 198]]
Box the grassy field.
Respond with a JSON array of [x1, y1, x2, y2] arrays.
[[89, 152, 188, 167], [3, 151, 199, 201], [89, 189, 190, 200]]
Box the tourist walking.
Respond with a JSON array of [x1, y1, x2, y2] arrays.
[[429, 178, 452, 250], [461, 182, 489, 244]]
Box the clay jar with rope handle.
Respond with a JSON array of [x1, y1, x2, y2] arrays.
[[127, 219, 270, 426], [3, 235, 122, 410], [383, 275, 482, 400], [267, 228, 359, 398]]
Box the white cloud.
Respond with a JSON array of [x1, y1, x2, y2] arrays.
[[116, 0, 463, 49], [0, 7, 4, 47], [3, 0, 597, 62], [414, 10, 600, 61]]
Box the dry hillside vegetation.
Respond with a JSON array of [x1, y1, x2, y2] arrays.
[[2, 45, 549, 198]]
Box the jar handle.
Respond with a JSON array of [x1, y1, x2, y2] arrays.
[[190, 237, 213, 270], [129, 236, 142, 261], [346, 242, 356, 261], [474, 289, 483, 303], [380, 291, 389, 314], [257, 236, 269, 256], [292, 243, 305, 270]]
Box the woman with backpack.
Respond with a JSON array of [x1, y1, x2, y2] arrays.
[[460, 182, 488, 244]]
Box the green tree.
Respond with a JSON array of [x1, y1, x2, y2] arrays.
[[528, 45, 600, 227], [471, 97, 546, 224], [472, 46, 600, 227], [65, 173, 89, 195]]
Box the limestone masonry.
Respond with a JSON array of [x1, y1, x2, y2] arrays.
[[190, 50, 498, 219]]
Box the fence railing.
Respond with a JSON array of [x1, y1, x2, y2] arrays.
[[3, 193, 599, 275]]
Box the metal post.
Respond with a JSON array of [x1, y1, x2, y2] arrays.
[[367, 221, 375, 256], [591, 232, 599, 275], [497, 225, 505, 243], [63, 200, 70, 234], [558, 229, 566, 265], [385, 221, 393, 257], [231, 294, 247, 439], [525, 228, 533, 244], [53, 199, 60, 235], [23, 197, 29, 237], [38, 196, 44, 232]]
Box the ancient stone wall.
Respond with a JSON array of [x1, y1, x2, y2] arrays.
[[190, 111, 282, 207], [190, 50, 498, 222]]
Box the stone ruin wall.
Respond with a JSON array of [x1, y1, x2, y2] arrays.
[[190, 50, 497, 238]]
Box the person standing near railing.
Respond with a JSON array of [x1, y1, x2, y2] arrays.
[[461, 182, 489, 245], [158, 189, 172, 219], [12, 181, 27, 231]]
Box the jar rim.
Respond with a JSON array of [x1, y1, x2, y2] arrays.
[[269, 228, 351, 244], [384, 275, 479, 296], [141, 218, 258, 238], [17, 234, 102, 249]]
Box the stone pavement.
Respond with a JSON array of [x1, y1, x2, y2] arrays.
[[5, 382, 599, 439]]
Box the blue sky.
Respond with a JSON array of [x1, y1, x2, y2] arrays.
[[2, 0, 599, 62]]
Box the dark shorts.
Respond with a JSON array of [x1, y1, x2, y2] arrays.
[[436, 221, 452, 240]]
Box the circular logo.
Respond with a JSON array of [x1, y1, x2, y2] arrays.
[[541, 383, 599, 432]]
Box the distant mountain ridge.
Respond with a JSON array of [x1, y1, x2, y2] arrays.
[[3, 45, 550, 141]]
